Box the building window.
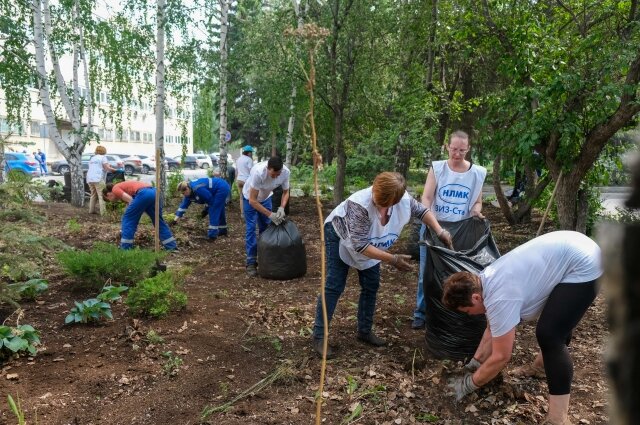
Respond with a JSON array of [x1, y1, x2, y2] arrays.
[[130, 130, 141, 142], [116, 129, 128, 141], [30, 121, 41, 137]]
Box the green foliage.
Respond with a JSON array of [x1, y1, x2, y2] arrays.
[[345, 375, 358, 395], [0, 176, 50, 209], [0, 325, 40, 360], [96, 285, 129, 303], [340, 402, 362, 424], [7, 393, 26, 425], [167, 170, 185, 198], [606, 207, 640, 224], [161, 351, 183, 376], [300, 183, 313, 197], [8, 279, 48, 301], [145, 329, 165, 344], [415, 412, 439, 422], [65, 299, 113, 324], [58, 243, 163, 287], [0, 222, 68, 282], [67, 218, 81, 233], [126, 271, 187, 318]]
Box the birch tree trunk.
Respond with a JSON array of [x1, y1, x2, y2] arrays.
[[285, 0, 306, 167], [155, 0, 167, 246], [32, 0, 85, 206], [218, 0, 229, 178]]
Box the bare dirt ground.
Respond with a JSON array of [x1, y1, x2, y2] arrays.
[[0, 196, 609, 424]]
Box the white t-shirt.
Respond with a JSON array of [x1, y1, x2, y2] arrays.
[[431, 160, 486, 221], [236, 154, 254, 182], [325, 188, 413, 270], [242, 161, 290, 202], [86, 154, 108, 183], [480, 231, 602, 337]]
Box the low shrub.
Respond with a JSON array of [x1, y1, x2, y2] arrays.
[[65, 299, 113, 324], [97, 285, 129, 302], [0, 324, 40, 360], [126, 270, 187, 318], [58, 242, 163, 287], [7, 279, 48, 301]]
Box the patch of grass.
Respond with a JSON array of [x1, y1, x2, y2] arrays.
[[145, 329, 165, 345], [393, 293, 406, 306], [58, 242, 163, 287], [66, 218, 81, 233], [161, 351, 183, 376]]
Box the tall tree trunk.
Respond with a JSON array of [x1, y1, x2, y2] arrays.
[[155, 0, 167, 210], [333, 110, 346, 203], [394, 133, 412, 179], [285, 0, 306, 167], [218, 0, 230, 178]]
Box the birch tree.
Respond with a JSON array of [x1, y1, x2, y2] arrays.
[[218, 0, 230, 178]]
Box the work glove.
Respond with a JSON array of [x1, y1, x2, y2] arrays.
[[269, 211, 284, 226], [464, 358, 482, 373], [200, 207, 209, 218], [274, 206, 286, 221], [437, 228, 454, 250], [448, 373, 479, 402], [390, 254, 413, 272]]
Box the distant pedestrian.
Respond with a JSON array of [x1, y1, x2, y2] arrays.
[[236, 145, 255, 218], [37, 149, 48, 175], [173, 177, 230, 240], [103, 181, 177, 250], [87, 145, 116, 215]]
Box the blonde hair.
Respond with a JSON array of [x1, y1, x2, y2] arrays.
[[177, 181, 190, 193], [95, 145, 107, 155], [372, 172, 406, 207]]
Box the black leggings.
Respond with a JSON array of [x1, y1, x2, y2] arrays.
[[536, 280, 598, 395]]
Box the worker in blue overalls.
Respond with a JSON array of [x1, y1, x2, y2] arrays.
[[173, 178, 230, 240]]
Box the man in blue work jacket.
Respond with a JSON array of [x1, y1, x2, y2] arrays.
[[173, 177, 231, 240]]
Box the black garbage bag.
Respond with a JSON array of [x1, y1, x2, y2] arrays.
[[257, 219, 307, 280], [423, 217, 500, 360]]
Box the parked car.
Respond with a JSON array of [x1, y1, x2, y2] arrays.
[[210, 152, 234, 167], [166, 157, 180, 171], [174, 155, 198, 170], [50, 154, 123, 175], [193, 154, 213, 169], [110, 154, 143, 175], [136, 155, 157, 174], [3, 152, 41, 178]]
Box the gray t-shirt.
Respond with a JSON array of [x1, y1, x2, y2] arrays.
[[480, 231, 602, 337]]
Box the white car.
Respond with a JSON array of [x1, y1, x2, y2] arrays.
[[193, 154, 213, 169], [210, 152, 235, 167], [136, 155, 157, 174]]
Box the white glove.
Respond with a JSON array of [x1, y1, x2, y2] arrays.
[[464, 358, 482, 373], [275, 206, 286, 221], [269, 211, 284, 225], [448, 373, 479, 401]]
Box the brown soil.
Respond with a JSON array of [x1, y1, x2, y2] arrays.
[[0, 197, 609, 424]]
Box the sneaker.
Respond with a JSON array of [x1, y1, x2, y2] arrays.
[[246, 264, 258, 277], [312, 337, 336, 359], [411, 317, 426, 330], [356, 332, 387, 347]]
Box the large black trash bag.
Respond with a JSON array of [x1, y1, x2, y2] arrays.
[[423, 217, 501, 360], [257, 219, 307, 280]]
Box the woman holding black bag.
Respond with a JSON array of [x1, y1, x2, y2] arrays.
[[312, 172, 453, 359]]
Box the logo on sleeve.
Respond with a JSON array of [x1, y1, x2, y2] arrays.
[[438, 184, 471, 205]]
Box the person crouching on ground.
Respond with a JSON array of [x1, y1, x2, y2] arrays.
[[442, 231, 601, 425], [312, 172, 453, 359], [103, 180, 177, 250], [242, 156, 290, 277], [173, 178, 230, 240]]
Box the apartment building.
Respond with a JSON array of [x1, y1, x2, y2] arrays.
[[0, 76, 193, 162]]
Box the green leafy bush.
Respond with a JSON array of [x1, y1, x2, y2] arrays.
[[8, 279, 48, 301], [65, 299, 113, 324], [0, 324, 40, 360], [126, 271, 187, 318], [97, 285, 129, 302], [58, 243, 163, 286], [168, 170, 185, 198]]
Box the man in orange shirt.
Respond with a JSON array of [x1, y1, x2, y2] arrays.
[[103, 181, 177, 250]]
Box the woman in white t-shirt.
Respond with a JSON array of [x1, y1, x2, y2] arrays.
[[86, 145, 116, 215], [441, 231, 602, 425], [312, 172, 453, 359]]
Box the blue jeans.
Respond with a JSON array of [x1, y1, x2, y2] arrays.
[[414, 223, 427, 320], [313, 222, 381, 338], [120, 188, 177, 250], [243, 196, 272, 266]]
